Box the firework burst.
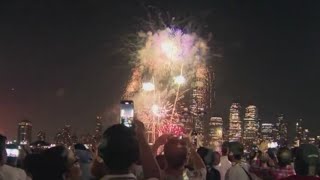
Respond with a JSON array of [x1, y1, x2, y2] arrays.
[[124, 27, 210, 141]]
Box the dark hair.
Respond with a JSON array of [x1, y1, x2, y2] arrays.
[[229, 142, 244, 161], [24, 153, 44, 180], [0, 134, 7, 163], [99, 124, 139, 172], [277, 147, 292, 167], [197, 147, 209, 160], [221, 142, 229, 156], [233, 154, 242, 161], [164, 138, 188, 169], [41, 146, 70, 180], [156, 155, 166, 170], [74, 143, 87, 151], [294, 144, 320, 176]]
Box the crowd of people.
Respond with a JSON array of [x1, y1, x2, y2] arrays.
[[1, 120, 320, 180]]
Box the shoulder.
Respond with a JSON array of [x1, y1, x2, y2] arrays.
[[187, 168, 207, 178], [0, 165, 27, 179], [12, 166, 27, 179], [186, 168, 207, 179], [226, 165, 246, 176]]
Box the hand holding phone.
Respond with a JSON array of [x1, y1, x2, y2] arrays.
[[6, 148, 19, 157], [120, 100, 134, 127]]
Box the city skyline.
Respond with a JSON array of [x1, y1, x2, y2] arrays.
[[0, 0, 319, 139], [10, 101, 318, 144]]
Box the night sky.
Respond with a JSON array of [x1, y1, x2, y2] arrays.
[[0, 0, 319, 140]]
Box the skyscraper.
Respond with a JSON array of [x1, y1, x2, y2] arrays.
[[294, 119, 303, 146], [243, 105, 259, 148], [208, 117, 223, 148], [302, 129, 309, 144], [94, 116, 103, 143], [276, 114, 288, 146], [17, 119, 32, 145], [261, 123, 274, 141], [228, 103, 242, 142], [55, 125, 72, 146], [190, 64, 213, 135]]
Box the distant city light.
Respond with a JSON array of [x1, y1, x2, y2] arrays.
[[142, 82, 155, 91]]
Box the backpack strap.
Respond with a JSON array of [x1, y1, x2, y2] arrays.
[[240, 166, 253, 180]]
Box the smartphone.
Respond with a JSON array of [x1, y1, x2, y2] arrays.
[[6, 148, 19, 157], [120, 100, 134, 127]]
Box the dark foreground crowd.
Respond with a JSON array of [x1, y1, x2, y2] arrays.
[[1, 121, 320, 180]]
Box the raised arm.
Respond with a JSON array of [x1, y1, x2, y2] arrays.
[[152, 134, 171, 156], [184, 136, 205, 170], [135, 120, 161, 179]]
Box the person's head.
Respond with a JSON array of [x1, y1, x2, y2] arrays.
[[164, 137, 188, 170], [197, 147, 209, 161], [74, 144, 87, 151], [42, 146, 81, 180], [197, 147, 212, 166], [277, 147, 292, 167], [156, 155, 166, 170], [74, 143, 92, 164], [228, 142, 244, 162], [213, 151, 221, 166], [24, 153, 43, 180], [294, 144, 320, 176], [248, 150, 258, 162], [0, 134, 7, 165], [99, 124, 139, 174], [221, 141, 229, 156]]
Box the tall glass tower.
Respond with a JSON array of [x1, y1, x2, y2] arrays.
[[243, 105, 259, 148], [17, 119, 32, 145], [228, 103, 242, 142]]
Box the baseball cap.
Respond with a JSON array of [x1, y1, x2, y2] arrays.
[[296, 144, 319, 166]]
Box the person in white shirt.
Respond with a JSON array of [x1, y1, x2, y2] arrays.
[[225, 142, 253, 180], [225, 142, 252, 180], [99, 120, 160, 180], [0, 134, 28, 180], [214, 142, 232, 180]]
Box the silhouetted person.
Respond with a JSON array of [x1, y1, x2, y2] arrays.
[[40, 146, 81, 180], [156, 155, 166, 170], [270, 147, 295, 179], [74, 143, 93, 180], [99, 121, 160, 180], [225, 142, 251, 180], [23, 153, 43, 180], [162, 137, 206, 180], [282, 144, 320, 180], [0, 134, 27, 180], [197, 147, 221, 180], [214, 142, 231, 180]]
